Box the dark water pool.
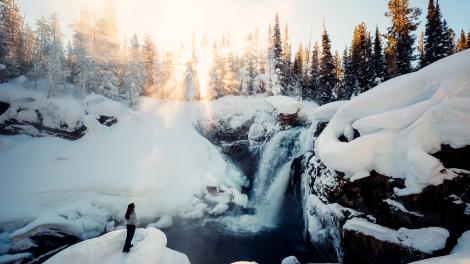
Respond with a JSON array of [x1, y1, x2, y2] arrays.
[[164, 219, 331, 264], [163, 192, 335, 264]]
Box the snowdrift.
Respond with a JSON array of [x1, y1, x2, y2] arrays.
[[315, 50, 470, 194], [44, 228, 189, 264]]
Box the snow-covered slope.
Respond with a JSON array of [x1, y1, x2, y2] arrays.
[[44, 228, 189, 264], [315, 50, 470, 194]]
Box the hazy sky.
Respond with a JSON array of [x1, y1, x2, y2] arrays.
[[16, 0, 470, 52]]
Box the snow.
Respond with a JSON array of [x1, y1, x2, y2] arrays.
[[0, 84, 262, 244], [0, 64, 6, 70], [281, 256, 300, 264], [383, 198, 424, 217], [312, 100, 349, 122], [44, 228, 189, 264], [410, 231, 470, 264], [315, 50, 470, 195], [451, 230, 470, 254], [344, 217, 449, 254], [265, 95, 301, 114], [147, 215, 173, 230]]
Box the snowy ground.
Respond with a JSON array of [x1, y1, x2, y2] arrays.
[[314, 49, 470, 195], [44, 227, 189, 264]]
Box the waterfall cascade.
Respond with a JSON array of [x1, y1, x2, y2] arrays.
[[251, 127, 309, 226]]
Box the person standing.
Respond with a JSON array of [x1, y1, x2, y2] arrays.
[[123, 203, 138, 253]]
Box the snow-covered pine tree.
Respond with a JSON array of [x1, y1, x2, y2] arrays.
[[441, 21, 455, 57], [241, 33, 258, 95], [317, 27, 336, 104], [303, 42, 319, 101], [282, 23, 292, 94], [45, 14, 69, 98], [142, 34, 158, 97], [338, 47, 356, 100], [332, 49, 342, 99], [123, 34, 144, 106], [290, 44, 304, 99], [208, 41, 224, 99], [271, 13, 285, 96], [385, 0, 421, 76], [0, 0, 22, 80], [182, 33, 200, 101], [94, 0, 120, 99], [372, 26, 385, 85]]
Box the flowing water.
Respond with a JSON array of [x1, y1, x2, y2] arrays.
[[162, 127, 334, 264]]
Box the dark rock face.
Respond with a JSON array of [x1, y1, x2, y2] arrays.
[[9, 229, 81, 263], [277, 112, 300, 129], [97, 115, 118, 127], [302, 141, 470, 263], [0, 101, 9, 116], [0, 118, 87, 140], [341, 229, 431, 264]]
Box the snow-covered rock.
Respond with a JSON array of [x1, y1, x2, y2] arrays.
[[281, 255, 300, 264], [410, 230, 470, 264], [315, 50, 470, 195], [343, 218, 449, 254], [44, 228, 189, 264]]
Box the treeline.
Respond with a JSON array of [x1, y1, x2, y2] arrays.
[[0, 0, 469, 106]]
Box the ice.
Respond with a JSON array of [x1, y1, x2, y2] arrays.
[[315, 50, 470, 195], [44, 228, 189, 264], [344, 217, 449, 254]]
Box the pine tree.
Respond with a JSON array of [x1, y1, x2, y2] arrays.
[[351, 23, 372, 93], [467, 31, 470, 49], [372, 27, 385, 85], [271, 13, 285, 95], [142, 34, 158, 97], [384, 36, 398, 80], [417, 32, 425, 69], [317, 28, 335, 104], [182, 33, 200, 101], [241, 33, 258, 95], [442, 22, 455, 57], [303, 42, 319, 100], [455, 30, 467, 52], [282, 23, 292, 92], [385, 0, 421, 75], [123, 34, 144, 106], [338, 47, 356, 100], [45, 15, 69, 98], [0, 0, 23, 79], [290, 44, 304, 98], [332, 49, 342, 99]]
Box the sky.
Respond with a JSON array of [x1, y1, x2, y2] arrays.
[[16, 0, 470, 53]]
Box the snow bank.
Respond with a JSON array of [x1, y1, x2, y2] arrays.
[[344, 217, 449, 254], [312, 100, 348, 122], [0, 90, 251, 241], [265, 96, 301, 115], [44, 228, 189, 264], [411, 230, 470, 264], [315, 50, 470, 194]]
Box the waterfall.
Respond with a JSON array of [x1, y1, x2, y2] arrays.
[[251, 127, 308, 226]]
